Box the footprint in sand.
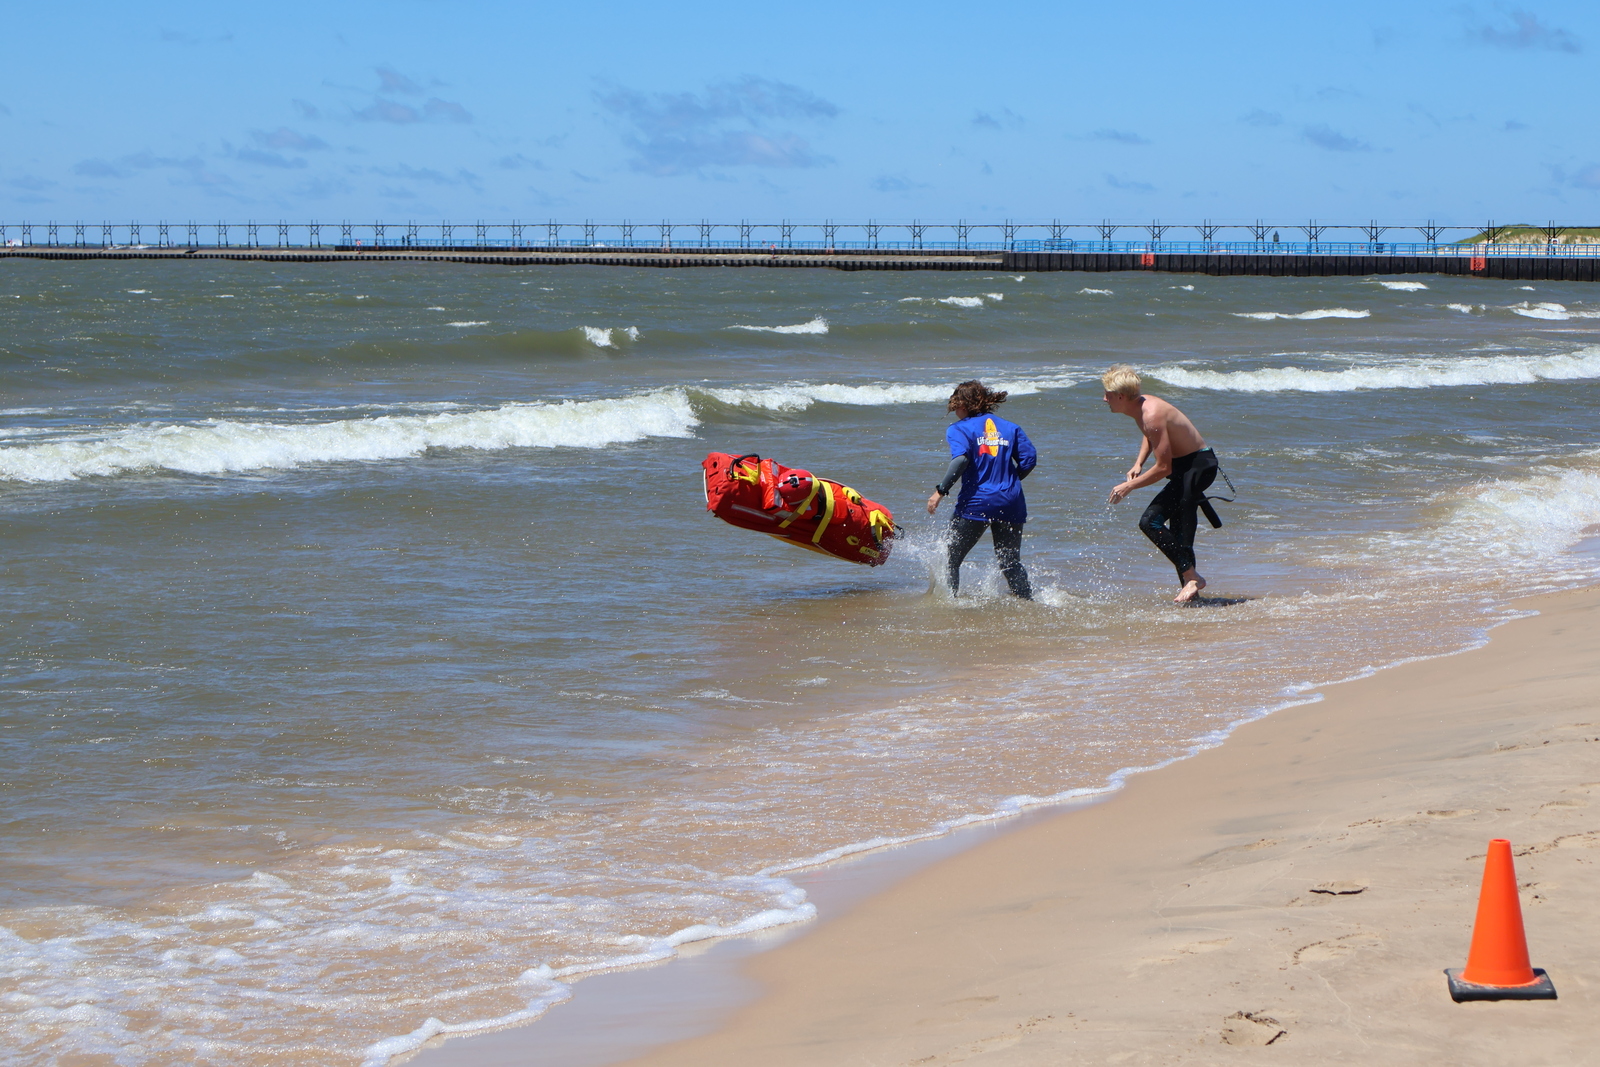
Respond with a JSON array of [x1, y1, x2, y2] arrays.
[[1195, 838, 1280, 865], [912, 1020, 1059, 1065], [1220, 1011, 1287, 1046], [1520, 831, 1600, 854], [1136, 937, 1234, 967], [1293, 932, 1384, 963]]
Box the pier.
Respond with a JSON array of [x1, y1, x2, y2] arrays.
[[3, 219, 1599, 280]]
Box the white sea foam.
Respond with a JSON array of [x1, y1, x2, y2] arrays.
[[1377, 280, 1428, 291], [725, 316, 829, 334], [1077, 288, 1113, 295], [356, 875, 816, 1067], [1446, 303, 1479, 313], [1447, 460, 1600, 563], [896, 295, 1002, 308], [702, 383, 949, 410], [1149, 348, 1600, 393], [126, 289, 149, 294], [1507, 301, 1600, 321], [699, 373, 1078, 412], [446, 321, 489, 327], [1512, 301, 1568, 320], [0, 392, 700, 483], [1232, 308, 1370, 321]]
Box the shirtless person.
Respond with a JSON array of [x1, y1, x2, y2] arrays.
[[1102, 364, 1219, 603]]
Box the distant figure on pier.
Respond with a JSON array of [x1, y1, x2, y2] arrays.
[[1272, 231, 1280, 243], [1102, 365, 1220, 604]]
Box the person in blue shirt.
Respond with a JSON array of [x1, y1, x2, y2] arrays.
[[925, 379, 1036, 599]]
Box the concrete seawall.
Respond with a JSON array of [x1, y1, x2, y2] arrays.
[[4, 245, 1597, 280]]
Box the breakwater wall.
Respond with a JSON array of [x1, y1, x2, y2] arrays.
[[0, 246, 1002, 271], [1008, 251, 1600, 281], [4, 245, 1599, 280]]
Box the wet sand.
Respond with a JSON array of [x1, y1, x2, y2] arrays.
[[419, 584, 1600, 1066]]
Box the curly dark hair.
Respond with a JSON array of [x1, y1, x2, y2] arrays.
[[946, 379, 1008, 415]]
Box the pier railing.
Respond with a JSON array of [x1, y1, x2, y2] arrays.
[[3, 220, 1598, 257]]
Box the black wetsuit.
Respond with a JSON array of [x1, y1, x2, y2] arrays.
[[945, 514, 1031, 599], [1138, 447, 1218, 578], [934, 438, 1034, 600]]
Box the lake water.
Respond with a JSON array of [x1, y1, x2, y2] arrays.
[[3, 261, 1598, 1065]]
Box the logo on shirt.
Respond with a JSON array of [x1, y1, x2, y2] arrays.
[[977, 418, 1009, 456]]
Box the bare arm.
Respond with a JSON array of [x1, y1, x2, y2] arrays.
[[1126, 437, 1151, 481], [1109, 422, 1173, 504]]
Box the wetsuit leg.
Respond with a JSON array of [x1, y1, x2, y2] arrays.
[[944, 516, 989, 593], [1138, 481, 1189, 576], [989, 520, 1033, 600], [1138, 452, 1218, 577]]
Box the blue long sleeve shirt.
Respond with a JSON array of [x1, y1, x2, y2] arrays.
[[945, 413, 1036, 523]]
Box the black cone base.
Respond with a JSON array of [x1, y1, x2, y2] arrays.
[[1445, 967, 1557, 1002]]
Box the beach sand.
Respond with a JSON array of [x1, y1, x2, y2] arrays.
[[423, 585, 1600, 1066]]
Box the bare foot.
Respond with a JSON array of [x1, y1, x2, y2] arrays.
[[1175, 574, 1207, 603]]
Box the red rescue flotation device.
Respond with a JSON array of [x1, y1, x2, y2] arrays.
[[702, 452, 897, 566]]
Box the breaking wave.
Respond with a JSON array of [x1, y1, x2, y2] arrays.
[[1232, 308, 1370, 321], [582, 326, 641, 347], [1377, 281, 1428, 291], [695, 372, 1078, 412], [0, 392, 699, 483], [897, 294, 1004, 308], [1147, 348, 1600, 393], [1508, 302, 1600, 321], [725, 316, 829, 335], [1429, 455, 1600, 585], [0, 370, 1089, 482]]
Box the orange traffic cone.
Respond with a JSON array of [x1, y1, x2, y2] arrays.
[[1445, 838, 1556, 1001]]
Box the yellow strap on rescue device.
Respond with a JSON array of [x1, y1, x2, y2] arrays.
[[778, 478, 822, 529], [867, 509, 893, 543], [810, 481, 837, 544]]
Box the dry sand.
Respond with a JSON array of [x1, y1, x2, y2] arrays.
[[427, 585, 1600, 1066]]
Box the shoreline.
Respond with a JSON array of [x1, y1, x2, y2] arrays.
[[592, 583, 1600, 1066], [405, 586, 1600, 1066], [397, 803, 1087, 1067]]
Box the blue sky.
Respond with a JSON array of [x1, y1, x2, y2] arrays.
[[2, 1, 1598, 230]]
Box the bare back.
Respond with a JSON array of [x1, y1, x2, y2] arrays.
[[1137, 394, 1205, 459]]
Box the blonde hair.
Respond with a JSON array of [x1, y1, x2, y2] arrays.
[[1101, 364, 1142, 397]]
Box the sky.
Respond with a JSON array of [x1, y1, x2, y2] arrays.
[[3, 1, 1599, 235]]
